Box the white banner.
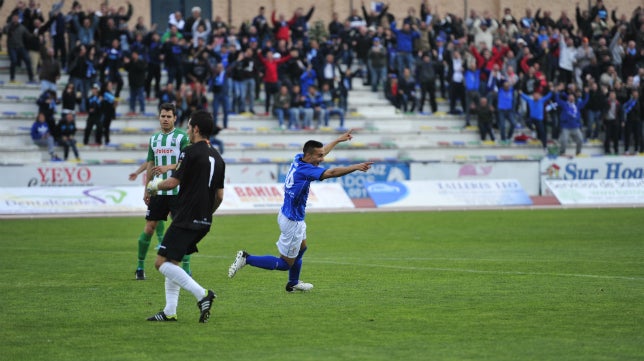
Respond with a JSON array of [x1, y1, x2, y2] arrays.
[[540, 156, 644, 195], [0, 186, 147, 214], [224, 164, 279, 184], [545, 179, 644, 205], [221, 183, 354, 211], [411, 162, 540, 195], [0, 164, 280, 187], [365, 179, 532, 208], [0, 183, 353, 215]]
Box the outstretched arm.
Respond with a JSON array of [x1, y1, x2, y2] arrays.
[[323, 129, 354, 156], [321, 162, 373, 180]]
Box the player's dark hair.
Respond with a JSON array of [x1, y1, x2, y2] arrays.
[[303, 140, 323, 154], [189, 110, 214, 137], [158, 102, 176, 117]]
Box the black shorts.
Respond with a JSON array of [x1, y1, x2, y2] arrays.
[[157, 225, 209, 262], [146, 195, 178, 221]]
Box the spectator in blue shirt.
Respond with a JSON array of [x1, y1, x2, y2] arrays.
[[299, 65, 317, 95], [303, 85, 325, 129], [554, 84, 589, 156], [209, 63, 229, 129], [228, 130, 373, 292], [519, 90, 553, 149], [497, 81, 518, 142], [464, 62, 481, 126], [31, 112, 61, 161], [320, 83, 345, 129], [389, 20, 420, 76]]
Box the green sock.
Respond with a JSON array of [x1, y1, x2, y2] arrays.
[[137, 232, 152, 269], [155, 221, 165, 245], [181, 254, 191, 274]]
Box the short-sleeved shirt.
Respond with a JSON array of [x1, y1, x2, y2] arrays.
[[147, 128, 189, 196], [171, 141, 226, 230], [281, 153, 325, 221]]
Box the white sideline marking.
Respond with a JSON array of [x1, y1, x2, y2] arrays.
[[309, 259, 644, 281], [350, 256, 642, 264]]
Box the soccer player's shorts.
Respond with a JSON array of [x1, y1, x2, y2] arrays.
[[146, 195, 178, 221], [158, 225, 209, 262], [275, 211, 306, 258]]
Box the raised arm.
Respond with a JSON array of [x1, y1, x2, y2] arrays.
[[322, 129, 354, 156]]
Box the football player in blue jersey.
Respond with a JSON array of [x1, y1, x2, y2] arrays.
[[228, 129, 373, 292]]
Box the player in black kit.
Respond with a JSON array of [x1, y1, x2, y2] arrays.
[[145, 109, 226, 323]]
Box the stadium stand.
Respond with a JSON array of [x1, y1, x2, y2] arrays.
[[0, 63, 604, 165]]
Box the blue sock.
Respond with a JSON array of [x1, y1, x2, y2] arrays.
[[247, 255, 290, 271], [288, 247, 307, 286]]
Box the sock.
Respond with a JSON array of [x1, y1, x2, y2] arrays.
[[163, 277, 180, 317], [246, 255, 290, 270], [158, 262, 206, 300], [155, 221, 165, 245], [288, 247, 307, 286], [181, 254, 191, 274], [137, 232, 152, 269]]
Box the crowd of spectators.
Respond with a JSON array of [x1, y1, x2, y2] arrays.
[[2, 0, 644, 158]]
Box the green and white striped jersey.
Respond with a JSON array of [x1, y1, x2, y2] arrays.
[[147, 128, 189, 196]]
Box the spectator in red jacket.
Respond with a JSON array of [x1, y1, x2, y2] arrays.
[[257, 48, 294, 114], [271, 10, 295, 42]]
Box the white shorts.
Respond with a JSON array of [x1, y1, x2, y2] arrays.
[[275, 211, 306, 258]]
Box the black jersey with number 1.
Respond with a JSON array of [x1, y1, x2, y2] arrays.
[[171, 141, 225, 230]]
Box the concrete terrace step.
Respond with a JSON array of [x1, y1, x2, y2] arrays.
[[23, 143, 602, 164], [3, 120, 506, 154], [0, 114, 479, 134], [0, 134, 605, 165], [3, 129, 494, 149], [10, 136, 603, 163]]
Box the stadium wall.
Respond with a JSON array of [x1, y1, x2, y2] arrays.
[[1, 0, 637, 37]]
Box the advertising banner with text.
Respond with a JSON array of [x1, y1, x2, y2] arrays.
[[365, 179, 533, 208], [0, 164, 279, 188], [0, 183, 353, 215], [411, 162, 540, 195], [540, 156, 644, 195], [545, 179, 644, 205]]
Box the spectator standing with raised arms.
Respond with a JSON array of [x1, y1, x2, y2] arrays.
[[257, 48, 293, 116], [554, 84, 589, 156], [520, 88, 553, 150], [389, 20, 420, 76]]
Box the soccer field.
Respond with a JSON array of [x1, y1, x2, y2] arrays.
[[1, 208, 643, 361]]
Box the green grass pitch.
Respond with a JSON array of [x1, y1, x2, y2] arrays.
[[1, 208, 643, 361]]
